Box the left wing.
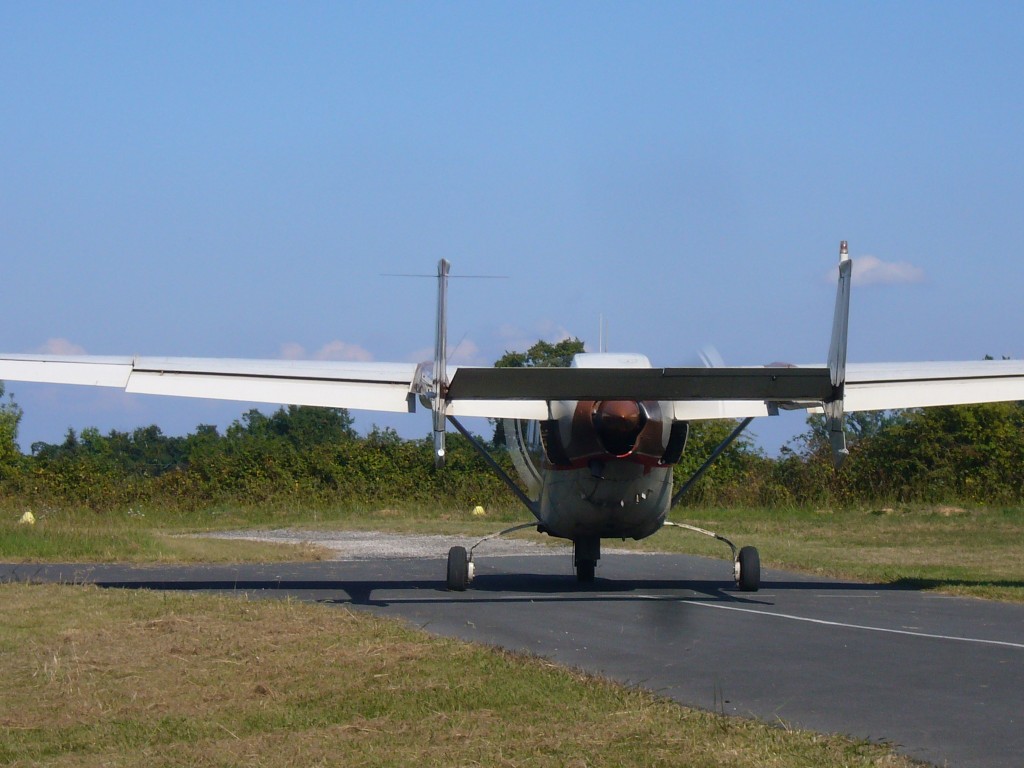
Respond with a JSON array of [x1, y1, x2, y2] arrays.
[[844, 360, 1024, 412]]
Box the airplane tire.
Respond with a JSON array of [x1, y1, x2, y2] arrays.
[[736, 546, 760, 592], [576, 560, 596, 583], [447, 546, 470, 591]]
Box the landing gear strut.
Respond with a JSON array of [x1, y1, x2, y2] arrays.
[[574, 537, 600, 583], [664, 521, 760, 591]]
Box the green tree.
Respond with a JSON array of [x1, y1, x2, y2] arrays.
[[494, 338, 586, 369], [492, 338, 585, 446], [848, 402, 1024, 503], [0, 381, 23, 477]]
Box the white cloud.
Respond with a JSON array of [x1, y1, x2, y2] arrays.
[[279, 342, 306, 360], [279, 341, 374, 361], [406, 346, 434, 364], [449, 339, 484, 365], [404, 340, 486, 365], [314, 341, 374, 361], [37, 338, 86, 355], [827, 255, 925, 287]]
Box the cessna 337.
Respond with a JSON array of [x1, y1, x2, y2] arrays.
[[4, 241, 1024, 591]]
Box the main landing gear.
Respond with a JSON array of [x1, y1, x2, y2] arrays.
[[446, 527, 605, 589], [445, 522, 537, 591], [735, 545, 761, 592], [664, 521, 761, 592], [447, 523, 759, 591], [446, 545, 472, 591]]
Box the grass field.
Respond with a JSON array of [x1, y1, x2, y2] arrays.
[[4, 501, 1005, 765], [0, 583, 919, 767]]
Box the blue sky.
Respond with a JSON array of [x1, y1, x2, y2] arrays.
[[3, 2, 1024, 453]]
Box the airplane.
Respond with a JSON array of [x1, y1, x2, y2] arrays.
[[3, 241, 1024, 592]]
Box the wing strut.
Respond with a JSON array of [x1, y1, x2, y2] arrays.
[[431, 259, 450, 468], [825, 241, 852, 468], [447, 415, 541, 519], [670, 416, 754, 507]]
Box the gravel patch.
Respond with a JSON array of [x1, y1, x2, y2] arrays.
[[199, 529, 576, 561]]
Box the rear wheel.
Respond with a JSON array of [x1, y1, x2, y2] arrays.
[[736, 545, 760, 592], [574, 537, 600, 584], [447, 546, 470, 591]]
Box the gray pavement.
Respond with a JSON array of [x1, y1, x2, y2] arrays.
[[3, 550, 1022, 768]]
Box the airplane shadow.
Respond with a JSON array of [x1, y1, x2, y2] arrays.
[[10, 569, 948, 608], [79, 576, 771, 607], [4, 563, 993, 608]]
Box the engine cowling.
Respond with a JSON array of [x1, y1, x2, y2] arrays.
[[538, 400, 684, 470]]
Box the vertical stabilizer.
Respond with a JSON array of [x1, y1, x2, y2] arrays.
[[825, 241, 852, 467], [432, 259, 450, 467]]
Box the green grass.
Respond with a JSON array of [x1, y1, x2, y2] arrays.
[[0, 583, 919, 768], [649, 504, 1024, 602]]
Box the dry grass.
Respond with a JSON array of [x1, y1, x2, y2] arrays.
[[0, 583, 918, 768]]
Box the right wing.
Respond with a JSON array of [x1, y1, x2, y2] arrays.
[[0, 353, 554, 420], [0, 355, 420, 413]]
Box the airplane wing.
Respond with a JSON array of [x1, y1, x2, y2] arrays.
[[843, 360, 1024, 411], [0, 353, 557, 421], [0, 355, 421, 413], [5, 355, 1022, 421]]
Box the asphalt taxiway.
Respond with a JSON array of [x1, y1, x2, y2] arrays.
[[4, 550, 1022, 768]]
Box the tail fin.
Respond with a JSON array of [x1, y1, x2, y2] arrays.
[[825, 241, 852, 467], [431, 259, 450, 468]]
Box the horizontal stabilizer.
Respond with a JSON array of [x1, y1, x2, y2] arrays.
[[447, 366, 835, 402]]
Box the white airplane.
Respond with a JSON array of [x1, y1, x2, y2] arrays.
[[3, 242, 1024, 592]]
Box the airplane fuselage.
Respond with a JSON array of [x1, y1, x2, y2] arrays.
[[537, 460, 673, 541], [507, 380, 685, 542]]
